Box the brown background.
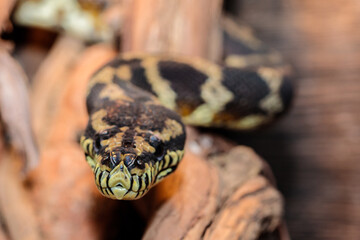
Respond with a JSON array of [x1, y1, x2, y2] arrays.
[[224, 0, 360, 239]]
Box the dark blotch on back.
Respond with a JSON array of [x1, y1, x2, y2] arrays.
[[158, 61, 206, 112], [101, 100, 184, 133], [112, 75, 154, 102], [86, 83, 106, 114], [127, 60, 155, 95], [220, 67, 270, 117]]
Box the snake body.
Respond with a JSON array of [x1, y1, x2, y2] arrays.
[[80, 19, 293, 200]]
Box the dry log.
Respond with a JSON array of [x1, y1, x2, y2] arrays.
[[204, 147, 283, 240], [122, 0, 223, 61], [0, 0, 16, 33], [142, 150, 219, 240], [0, 226, 9, 240], [0, 150, 41, 240], [0, 49, 38, 171], [0, 0, 287, 239], [31, 36, 84, 147], [121, 0, 286, 239], [28, 44, 117, 240]]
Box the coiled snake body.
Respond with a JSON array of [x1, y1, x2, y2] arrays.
[[80, 19, 293, 200]]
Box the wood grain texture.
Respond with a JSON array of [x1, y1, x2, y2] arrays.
[[25, 42, 284, 239], [0, 151, 41, 240], [122, 0, 223, 60], [122, 0, 286, 238], [0, 0, 290, 239], [0, 0, 16, 33], [224, 0, 360, 239], [29, 44, 117, 240], [31, 36, 84, 147], [0, 50, 38, 171]]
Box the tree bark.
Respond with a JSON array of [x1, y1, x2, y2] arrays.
[[122, 0, 223, 61]]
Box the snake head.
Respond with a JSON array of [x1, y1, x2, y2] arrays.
[[86, 117, 186, 200]]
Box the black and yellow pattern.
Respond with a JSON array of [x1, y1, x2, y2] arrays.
[[80, 18, 293, 200]]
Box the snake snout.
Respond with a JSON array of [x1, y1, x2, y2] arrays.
[[109, 151, 136, 169]]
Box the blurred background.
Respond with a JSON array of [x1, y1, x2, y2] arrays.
[[0, 0, 359, 239], [225, 1, 360, 239]]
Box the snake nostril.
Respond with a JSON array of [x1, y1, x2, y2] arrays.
[[124, 154, 136, 167], [110, 152, 121, 168]]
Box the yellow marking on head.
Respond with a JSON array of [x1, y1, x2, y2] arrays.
[[108, 162, 132, 189], [156, 168, 173, 181], [103, 131, 126, 153], [100, 171, 110, 188], [163, 154, 170, 169], [145, 163, 153, 185], [98, 83, 134, 102], [131, 174, 140, 192], [154, 118, 184, 142], [177, 150, 185, 160], [116, 65, 132, 81], [130, 167, 144, 177], [258, 67, 284, 114], [91, 109, 112, 132], [159, 159, 164, 172], [169, 151, 179, 166], [86, 156, 96, 169], [80, 136, 93, 155], [133, 136, 156, 156], [141, 57, 177, 110]]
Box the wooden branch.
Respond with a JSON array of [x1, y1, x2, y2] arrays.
[[0, 150, 41, 240], [122, 0, 223, 60], [31, 36, 84, 147], [0, 50, 38, 172], [120, 1, 286, 238], [142, 150, 220, 240], [0, 0, 16, 33], [204, 147, 283, 240], [28, 44, 117, 240], [0, 1, 288, 239]]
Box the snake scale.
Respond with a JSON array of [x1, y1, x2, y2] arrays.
[[80, 17, 293, 200]]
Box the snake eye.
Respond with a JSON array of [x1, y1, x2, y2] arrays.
[[136, 159, 144, 167], [102, 155, 111, 166], [154, 144, 165, 160], [94, 137, 101, 153], [110, 152, 121, 168], [149, 135, 165, 160], [149, 135, 160, 146]]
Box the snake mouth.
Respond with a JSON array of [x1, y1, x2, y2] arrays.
[[94, 161, 176, 200], [93, 150, 185, 200]]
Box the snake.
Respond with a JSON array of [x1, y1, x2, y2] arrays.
[[79, 17, 293, 200]]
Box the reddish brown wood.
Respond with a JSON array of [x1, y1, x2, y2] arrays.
[[29, 44, 117, 240], [0, 1, 288, 239], [229, 0, 360, 239], [0, 151, 41, 240], [122, 0, 223, 60], [31, 36, 84, 147], [0, 0, 15, 33], [0, 50, 38, 171]]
